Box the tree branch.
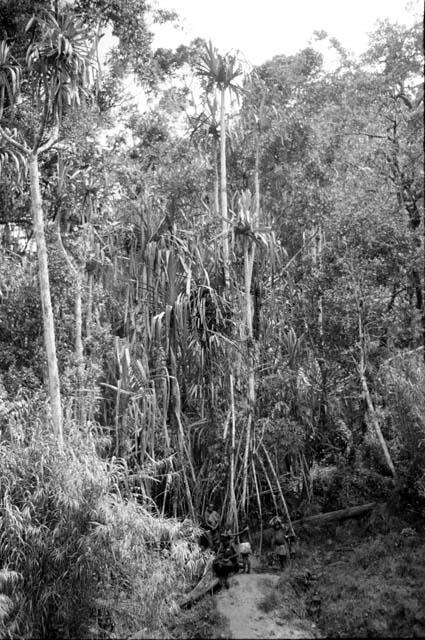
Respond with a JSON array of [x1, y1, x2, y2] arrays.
[[280, 228, 320, 274], [344, 131, 388, 140], [38, 126, 60, 154], [55, 209, 78, 276], [0, 126, 29, 155]]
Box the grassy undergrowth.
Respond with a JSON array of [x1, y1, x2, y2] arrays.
[[0, 418, 207, 638], [276, 518, 425, 638], [168, 595, 226, 639]]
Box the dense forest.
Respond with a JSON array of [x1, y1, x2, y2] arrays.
[[0, 1, 424, 638]]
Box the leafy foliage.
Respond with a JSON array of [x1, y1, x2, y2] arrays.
[[0, 417, 207, 638], [0, 8, 423, 635]]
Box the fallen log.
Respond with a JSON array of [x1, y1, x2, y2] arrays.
[[292, 502, 377, 527], [179, 571, 220, 608]]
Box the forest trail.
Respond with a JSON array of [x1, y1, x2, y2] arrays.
[[215, 561, 320, 639]]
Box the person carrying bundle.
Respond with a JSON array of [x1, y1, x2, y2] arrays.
[[235, 520, 253, 573], [212, 531, 239, 589]]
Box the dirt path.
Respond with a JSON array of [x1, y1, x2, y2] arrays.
[[215, 564, 320, 639]]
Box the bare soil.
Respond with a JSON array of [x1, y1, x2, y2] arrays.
[[214, 557, 320, 639]]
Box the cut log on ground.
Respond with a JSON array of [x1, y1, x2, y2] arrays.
[[179, 571, 220, 608], [292, 502, 377, 527]]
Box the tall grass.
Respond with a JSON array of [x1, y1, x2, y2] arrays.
[[0, 410, 206, 638], [298, 531, 425, 638]]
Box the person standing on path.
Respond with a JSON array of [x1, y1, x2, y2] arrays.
[[235, 521, 253, 573], [213, 531, 239, 588], [204, 502, 220, 549], [271, 518, 290, 570]]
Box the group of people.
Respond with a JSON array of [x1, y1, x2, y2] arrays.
[[203, 502, 295, 588], [203, 503, 252, 588]]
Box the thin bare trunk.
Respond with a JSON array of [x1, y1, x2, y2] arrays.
[[75, 275, 83, 363], [228, 373, 238, 527], [213, 137, 220, 218], [161, 472, 171, 517], [315, 223, 323, 346], [312, 222, 327, 428], [182, 465, 196, 521], [254, 128, 260, 222], [360, 370, 397, 479], [241, 199, 257, 509], [257, 453, 279, 516], [220, 87, 230, 289], [29, 153, 63, 446], [251, 458, 263, 550], [115, 378, 122, 456], [261, 442, 295, 537], [354, 280, 397, 480], [241, 407, 253, 511], [86, 273, 93, 337], [244, 242, 255, 337], [75, 275, 86, 422], [55, 213, 85, 421]]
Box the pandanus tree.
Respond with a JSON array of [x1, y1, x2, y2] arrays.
[[0, 10, 98, 445], [196, 41, 242, 290], [188, 93, 221, 218]]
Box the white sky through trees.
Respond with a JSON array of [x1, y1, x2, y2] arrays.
[[152, 0, 422, 64], [97, 0, 421, 122]]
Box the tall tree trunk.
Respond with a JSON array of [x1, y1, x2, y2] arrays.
[[75, 274, 86, 423], [86, 273, 93, 338], [241, 211, 257, 511], [75, 274, 83, 363], [29, 152, 63, 446], [240, 143, 261, 511], [313, 222, 327, 429], [422, 189, 425, 363], [55, 210, 85, 423], [354, 280, 397, 480], [314, 222, 324, 347], [227, 373, 238, 528], [220, 87, 230, 289], [213, 137, 220, 219]]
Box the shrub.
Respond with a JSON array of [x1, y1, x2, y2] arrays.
[[89, 495, 206, 638], [0, 567, 21, 638], [289, 530, 425, 638], [0, 418, 206, 638], [313, 462, 392, 512], [379, 354, 425, 514], [0, 427, 103, 636]]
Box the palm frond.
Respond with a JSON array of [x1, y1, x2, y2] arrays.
[[0, 140, 27, 180], [196, 40, 243, 91], [25, 10, 98, 120]]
